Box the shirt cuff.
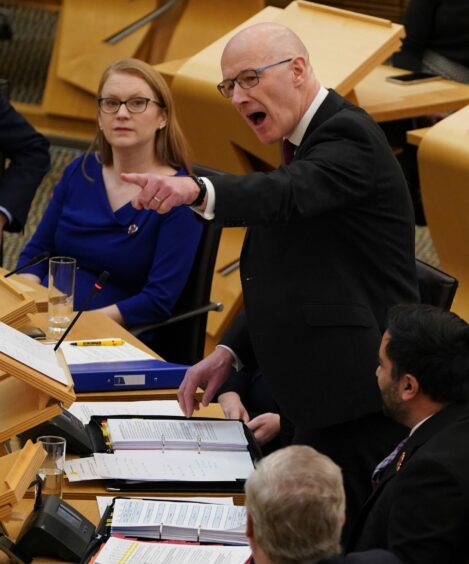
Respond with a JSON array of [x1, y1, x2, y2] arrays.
[[0, 206, 12, 226], [216, 344, 244, 372], [191, 177, 215, 220]]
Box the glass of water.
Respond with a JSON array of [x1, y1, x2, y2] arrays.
[[48, 256, 76, 336], [37, 435, 67, 499]]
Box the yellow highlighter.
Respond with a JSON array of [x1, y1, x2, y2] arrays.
[[70, 339, 125, 346]]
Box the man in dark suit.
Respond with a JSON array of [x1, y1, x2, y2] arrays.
[[245, 444, 402, 564], [124, 22, 418, 530], [348, 304, 469, 563], [0, 94, 50, 242]]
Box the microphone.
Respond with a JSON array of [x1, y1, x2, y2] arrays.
[[4, 251, 50, 278], [54, 271, 110, 351]]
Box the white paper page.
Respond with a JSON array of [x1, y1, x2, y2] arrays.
[[68, 400, 183, 425], [64, 457, 102, 482], [96, 495, 234, 517], [112, 498, 246, 532], [93, 450, 253, 482], [94, 537, 251, 564], [0, 321, 68, 385], [107, 419, 248, 448], [60, 339, 153, 364]]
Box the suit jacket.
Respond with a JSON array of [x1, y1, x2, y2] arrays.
[[348, 402, 469, 564], [0, 95, 50, 231], [213, 90, 418, 430]]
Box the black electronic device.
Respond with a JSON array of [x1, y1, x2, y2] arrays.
[[386, 71, 442, 85], [18, 410, 95, 456], [14, 495, 96, 563], [54, 271, 110, 351]]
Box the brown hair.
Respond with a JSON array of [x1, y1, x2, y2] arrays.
[[83, 58, 191, 176]]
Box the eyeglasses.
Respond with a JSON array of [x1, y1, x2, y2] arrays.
[[217, 58, 292, 98], [97, 97, 164, 114]]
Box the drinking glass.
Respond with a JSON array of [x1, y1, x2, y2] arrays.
[[37, 435, 67, 499], [48, 256, 76, 335]]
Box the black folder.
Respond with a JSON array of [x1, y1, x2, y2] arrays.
[[85, 415, 263, 493]]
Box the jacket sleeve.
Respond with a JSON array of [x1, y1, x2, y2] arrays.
[[387, 457, 469, 564], [0, 96, 50, 231]]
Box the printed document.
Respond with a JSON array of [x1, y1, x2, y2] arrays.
[[106, 419, 248, 450], [110, 497, 248, 544], [94, 537, 251, 564], [0, 321, 68, 385], [68, 400, 183, 425]]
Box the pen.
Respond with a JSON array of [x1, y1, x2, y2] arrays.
[[70, 339, 125, 346]]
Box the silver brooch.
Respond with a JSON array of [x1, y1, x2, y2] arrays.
[[128, 224, 139, 234]]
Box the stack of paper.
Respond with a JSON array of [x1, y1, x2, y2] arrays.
[[65, 449, 254, 483], [94, 537, 251, 564], [68, 400, 183, 424], [110, 498, 248, 544], [106, 419, 249, 451]]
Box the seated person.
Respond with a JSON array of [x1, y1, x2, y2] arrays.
[[347, 304, 469, 563], [17, 58, 202, 328], [245, 445, 402, 564], [393, 0, 469, 83], [0, 94, 50, 242]]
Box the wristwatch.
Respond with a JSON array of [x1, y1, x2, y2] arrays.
[[189, 174, 207, 207]]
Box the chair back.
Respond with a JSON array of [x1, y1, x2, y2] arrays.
[[148, 221, 222, 365], [418, 106, 469, 320], [416, 259, 458, 311]]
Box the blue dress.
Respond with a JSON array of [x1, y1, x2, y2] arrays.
[[17, 153, 203, 327]]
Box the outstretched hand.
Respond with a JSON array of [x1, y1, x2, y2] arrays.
[[122, 172, 199, 214], [177, 347, 234, 417]]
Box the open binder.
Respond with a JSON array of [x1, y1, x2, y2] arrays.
[[70, 415, 262, 493]]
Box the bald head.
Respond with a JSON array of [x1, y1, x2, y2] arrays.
[[222, 22, 310, 68]]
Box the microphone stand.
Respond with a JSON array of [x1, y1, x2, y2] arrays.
[[4, 251, 50, 278], [53, 271, 109, 351]]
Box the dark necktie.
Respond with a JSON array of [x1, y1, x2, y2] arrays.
[[282, 139, 296, 165], [371, 436, 408, 488]]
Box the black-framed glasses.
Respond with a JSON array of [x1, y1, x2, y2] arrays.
[[217, 58, 292, 98], [97, 97, 164, 114]]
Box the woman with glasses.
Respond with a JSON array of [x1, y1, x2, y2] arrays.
[[17, 58, 202, 330]]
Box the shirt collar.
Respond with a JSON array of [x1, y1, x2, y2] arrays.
[[409, 414, 434, 436], [287, 85, 329, 147]]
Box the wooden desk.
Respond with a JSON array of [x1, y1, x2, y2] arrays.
[[353, 65, 469, 122], [406, 127, 431, 147], [2, 484, 245, 563], [24, 311, 199, 402], [17, 403, 245, 506]]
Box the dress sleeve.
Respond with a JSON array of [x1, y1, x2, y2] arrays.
[[116, 206, 203, 327], [16, 161, 73, 281]]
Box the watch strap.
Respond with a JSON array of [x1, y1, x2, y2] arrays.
[[189, 174, 207, 207]]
